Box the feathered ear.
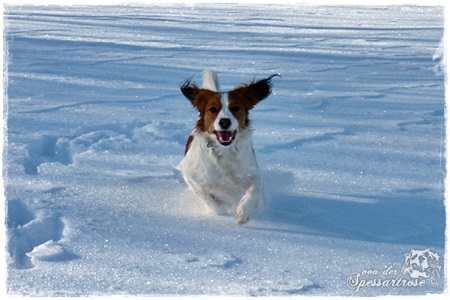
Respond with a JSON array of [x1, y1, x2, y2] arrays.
[[247, 74, 280, 102], [230, 74, 280, 109], [180, 78, 200, 104]]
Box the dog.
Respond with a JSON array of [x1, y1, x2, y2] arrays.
[[177, 69, 278, 224]]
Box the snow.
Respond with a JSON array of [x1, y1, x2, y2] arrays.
[[2, 3, 447, 297]]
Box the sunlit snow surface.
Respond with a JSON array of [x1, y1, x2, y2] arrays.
[[4, 4, 445, 296]]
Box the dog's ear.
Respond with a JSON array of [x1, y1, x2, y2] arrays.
[[232, 74, 280, 109], [180, 78, 200, 104], [248, 74, 280, 102]]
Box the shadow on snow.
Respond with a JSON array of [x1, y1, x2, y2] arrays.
[[255, 170, 445, 248]]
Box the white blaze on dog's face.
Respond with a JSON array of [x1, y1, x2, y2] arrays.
[[180, 72, 278, 147], [208, 93, 242, 146]]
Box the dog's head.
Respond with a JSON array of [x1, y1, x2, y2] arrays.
[[402, 249, 441, 279], [181, 70, 279, 147]]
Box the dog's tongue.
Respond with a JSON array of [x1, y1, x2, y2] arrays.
[[217, 131, 233, 142], [215, 130, 237, 146]]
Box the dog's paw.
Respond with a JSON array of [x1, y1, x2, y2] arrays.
[[235, 206, 251, 225]]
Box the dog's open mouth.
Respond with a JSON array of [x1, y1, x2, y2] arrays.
[[214, 130, 237, 146]]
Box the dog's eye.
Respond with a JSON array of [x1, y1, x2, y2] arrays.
[[231, 106, 241, 112], [209, 107, 217, 113]]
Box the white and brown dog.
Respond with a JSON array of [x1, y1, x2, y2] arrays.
[[177, 69, 278, 224]]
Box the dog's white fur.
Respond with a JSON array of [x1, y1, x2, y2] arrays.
[[178, 128, 261, 223], [202, 69, 220, 92], [178, 70, 276, 224]]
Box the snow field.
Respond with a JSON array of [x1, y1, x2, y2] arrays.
[[3, 4, 446, 296]]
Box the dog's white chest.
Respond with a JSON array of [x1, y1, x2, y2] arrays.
[[178, 132, 259, 214]]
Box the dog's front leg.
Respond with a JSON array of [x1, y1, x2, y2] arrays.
[[186, 180, 229, 215], [235, 183, 262, 225]]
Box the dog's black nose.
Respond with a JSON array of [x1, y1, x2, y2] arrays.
[[219, 118, 231, 130]]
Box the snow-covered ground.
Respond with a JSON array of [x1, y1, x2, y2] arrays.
[[3, 3, 446, 296]]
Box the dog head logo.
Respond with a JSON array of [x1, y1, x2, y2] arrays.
[[402, 249, 441, 279]]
